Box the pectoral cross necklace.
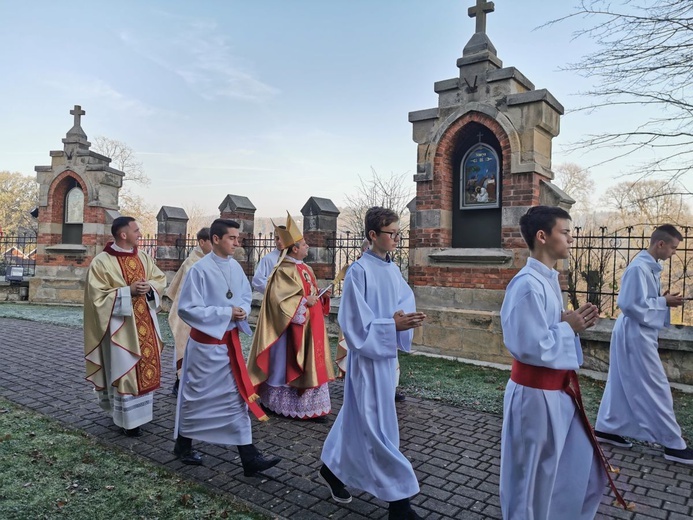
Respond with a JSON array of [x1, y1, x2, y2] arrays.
[[212, 257, 234, 299]]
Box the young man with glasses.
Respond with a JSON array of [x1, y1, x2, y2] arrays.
[[320, 206, 426, 520]]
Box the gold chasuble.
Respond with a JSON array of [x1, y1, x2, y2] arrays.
[[248, 258, 334, 390], [84, 243, 167, 396]]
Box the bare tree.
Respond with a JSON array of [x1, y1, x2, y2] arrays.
[[552, 162, 595, 214], [0, 171, 39, 235], [92, 136, 156, 234], [546, 1, 693, 187], [341, 168, 414, 236], [183, 202, 215, 237], [602, 179, 691, 228]]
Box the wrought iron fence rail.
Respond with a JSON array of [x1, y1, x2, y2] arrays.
[[0, 234, 37, 277], [569, 227, 693, 324]]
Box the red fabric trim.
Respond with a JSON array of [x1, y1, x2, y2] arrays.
[[190, 328, 268, 421], [103, 242, 139, 257], [510, 360, 631, 510]]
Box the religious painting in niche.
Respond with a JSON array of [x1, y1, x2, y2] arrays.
[[65, 186, 84, 223], [460, 144, 499, 209]]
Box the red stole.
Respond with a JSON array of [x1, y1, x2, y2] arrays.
[[286, 262, 330, 388], [190, 328, 268, 422]]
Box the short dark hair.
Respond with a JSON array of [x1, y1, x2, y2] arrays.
[[519, 206, 572, 250], [111, 216, 135, 238], [365, 207, 399, 243], [196, 227, 210, 241], [651, 224, 683, 244], [210, 219, 240, 241]]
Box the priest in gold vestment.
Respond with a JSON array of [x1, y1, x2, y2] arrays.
[[164, 227, 211, 396], [247, 213, 334, 421], [84, 216, 167, 436]]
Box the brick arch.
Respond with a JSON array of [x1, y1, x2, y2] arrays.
[[44, 171, 88, 226], [425, 111, 511, 213]]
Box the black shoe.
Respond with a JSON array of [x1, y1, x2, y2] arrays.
[[171, 378, 179, 397], [388, 510, 423, 520], [121, 427, 142, 437], [594, 430, 632, 448], [242, 453, 281, 477], [664, 446, 693, 465], [306, 415, 328, 424], [318, 464, 352, 504], [394, 391, 406, 402], [388, 498, 422, 520], [173, 436, 203, 466]]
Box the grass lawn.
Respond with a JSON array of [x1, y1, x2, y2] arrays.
[[1, 302, 691, 445], [0, 398, 265, 520]]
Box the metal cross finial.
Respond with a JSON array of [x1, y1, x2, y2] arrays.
[[468, 0, 495, 34], [70, 105, 85, 127], [477, 131, 484, 143]]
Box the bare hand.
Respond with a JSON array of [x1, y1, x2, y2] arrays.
[[130, 279, 150, 296], [232, 307, 247, 321], [393, 310, 427, 331], [562, 303, 599, 334], [306, 295, 319, 307], [664, 291, 685, 308]]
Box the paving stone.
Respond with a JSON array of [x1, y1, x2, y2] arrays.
[[1, 317, 692, 519]]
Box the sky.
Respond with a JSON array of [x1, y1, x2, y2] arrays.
[[0, 0, 651, 219]]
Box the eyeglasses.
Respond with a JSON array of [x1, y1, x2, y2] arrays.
[[376, 230, 402, 239]]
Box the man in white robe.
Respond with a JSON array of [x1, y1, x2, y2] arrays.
[[320, 207, 426, 520], [500, 206, 612, 519], [596, 224, 692, 464], [173, 218, 280, 476], [251, 226, 284, 294], [165, 227, 211, 397]]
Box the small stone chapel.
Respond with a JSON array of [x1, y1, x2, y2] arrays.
[[30, 106, 124, 303], [408, 1, 574, 363]]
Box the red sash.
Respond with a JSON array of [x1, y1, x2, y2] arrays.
[[511, 360, 633, 511], [190, 328, 268, 422]]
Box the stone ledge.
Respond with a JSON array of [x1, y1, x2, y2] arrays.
[[45, 244, 88, 254], [581, 318, 693, 353], [429, 248, 513, 264]]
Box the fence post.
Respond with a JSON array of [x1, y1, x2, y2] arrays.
[[156, 206, 188, 274], [218, 194, 256, 276], [301, 197, 340, 282]]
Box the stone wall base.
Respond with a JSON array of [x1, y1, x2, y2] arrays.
[[29, 266, 89, 304]]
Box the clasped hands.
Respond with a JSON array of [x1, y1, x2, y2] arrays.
[[232, 307, 247, 321], [130, 279, 151, 296], [561, 303, 599, 334], [393, 310, 427, 331]]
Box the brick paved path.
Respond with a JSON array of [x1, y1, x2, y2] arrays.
[[0, 317, 691, 519]]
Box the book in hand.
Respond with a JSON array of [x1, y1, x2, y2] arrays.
[[318, 284, 333, 298]]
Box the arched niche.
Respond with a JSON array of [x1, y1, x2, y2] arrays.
[[451, 122, 502, 247]]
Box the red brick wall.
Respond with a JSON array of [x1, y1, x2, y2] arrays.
[[36, 171, 104, 267], [410, 111, 542, 289]]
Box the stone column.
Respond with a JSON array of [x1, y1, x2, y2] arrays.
[[156, 206, 188, 273], [218, 194, 256, 275], [301, 197, 339, 281]]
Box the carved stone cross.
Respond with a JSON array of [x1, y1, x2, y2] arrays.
[[468, 0, 495, 34], [70, 105, 85, 127]]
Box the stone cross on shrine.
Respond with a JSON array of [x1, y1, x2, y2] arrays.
[[70, 105, 85, 127], [468, 0, 494, 34]]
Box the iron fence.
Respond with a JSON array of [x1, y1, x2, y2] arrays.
[[327, 232, 409, 295], [569, 226, 693, 325], [0, 234, 37, 277]]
